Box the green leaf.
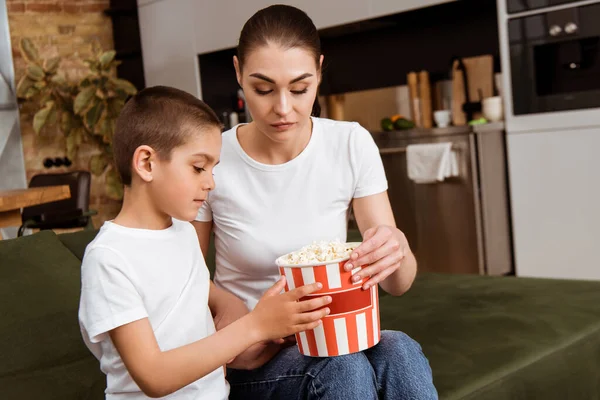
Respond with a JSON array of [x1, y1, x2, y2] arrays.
[[99, 117, 114, 143], [105, 167, 124, 200], [27, 64, 45, 81], [19, 38, 39, 63], [85, 100, 105, 131], [33, 102, 54, 134], [112, 78, 137, 95], [99, 50, 116, 69], [60, 111, 73, 134], [73, 86, 96, 115], [33, 80, 47, 89], [51, 74, 66, 85], [66, 130, 80, 161], [47, 104, 58, 125], [89, 154, 109, 176], [107, 97, 125, 117], [24, 86, 40, 99], [43, 57, 61, 74], [16, 76, 34, 99]]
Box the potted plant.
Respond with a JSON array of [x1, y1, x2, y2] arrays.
[[16, 38, 137, 200]]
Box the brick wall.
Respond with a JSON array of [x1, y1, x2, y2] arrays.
[[7, 0, 121, 228]]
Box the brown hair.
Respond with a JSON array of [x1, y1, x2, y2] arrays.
[[237, 4, 322, 116], [113, 86, 221, 186]]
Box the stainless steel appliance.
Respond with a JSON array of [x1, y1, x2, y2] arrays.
[[508, 1, 600, 115], [371, 124, 513, 276]]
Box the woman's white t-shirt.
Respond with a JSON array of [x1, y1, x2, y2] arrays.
[[196, 117, 388, 309]]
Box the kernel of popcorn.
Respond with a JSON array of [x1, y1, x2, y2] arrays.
[[280, 240, 356, 266]]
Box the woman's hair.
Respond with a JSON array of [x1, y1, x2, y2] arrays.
[[237, 4, 322, 117]]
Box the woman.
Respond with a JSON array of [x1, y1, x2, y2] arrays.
[[193, 5, 437, 399]]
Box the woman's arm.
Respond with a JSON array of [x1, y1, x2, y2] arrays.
[[349, 191, 417, 296], [192, 220, 212, 258]]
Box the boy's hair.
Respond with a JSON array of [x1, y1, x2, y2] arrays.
[[113, 86, 221, 186]]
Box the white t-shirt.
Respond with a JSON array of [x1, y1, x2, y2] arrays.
[[78, 219, 229, 400], [196, 117, 388, 310]]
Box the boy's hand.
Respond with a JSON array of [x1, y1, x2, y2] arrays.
[[250, 277, 331, 342]]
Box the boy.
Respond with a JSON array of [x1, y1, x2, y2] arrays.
[[78, 86, 331, 399]]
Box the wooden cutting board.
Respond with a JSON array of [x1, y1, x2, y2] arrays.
[[452, 55, 494, 126]]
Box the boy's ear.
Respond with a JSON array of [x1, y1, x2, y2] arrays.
[[132, 145, 156, 183], [233, 56, 242, 87]]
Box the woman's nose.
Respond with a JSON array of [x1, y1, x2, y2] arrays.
[[273, 92, 291, 116]]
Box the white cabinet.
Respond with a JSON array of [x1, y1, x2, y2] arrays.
[[137, 0, 458, 97], [138, 0, 200, 96], [507, 127, 600, 281], [192, 0, 369, 55], [368, 0, 454, 20]]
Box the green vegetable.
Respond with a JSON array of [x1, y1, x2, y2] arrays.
[[394, 118, 415, 130], [381, 117, 394, 131]]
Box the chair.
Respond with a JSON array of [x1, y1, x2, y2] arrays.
[[18, 171, 97, 237]]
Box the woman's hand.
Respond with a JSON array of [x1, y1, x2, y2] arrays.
[[343, 225, 411, 290]]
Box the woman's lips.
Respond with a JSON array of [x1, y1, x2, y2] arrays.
[[271, 122, 295, 131]]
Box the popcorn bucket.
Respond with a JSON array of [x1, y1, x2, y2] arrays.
[[275, 242, 381, 357]]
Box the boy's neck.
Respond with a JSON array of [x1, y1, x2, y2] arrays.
[[113, 185, 172, 230]]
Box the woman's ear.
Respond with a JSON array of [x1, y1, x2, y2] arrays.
[[132, 145, 156, 183], [233, 55, 243, 87]]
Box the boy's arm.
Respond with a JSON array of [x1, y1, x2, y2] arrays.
[[110, 315, 256, 398], [110, 279, 330, 398]]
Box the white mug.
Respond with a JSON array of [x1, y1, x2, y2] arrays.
[[434, 110, 452, 128], [482, 96, 504, 122]]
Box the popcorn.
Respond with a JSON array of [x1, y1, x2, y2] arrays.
[[279, 240, 357, 266]]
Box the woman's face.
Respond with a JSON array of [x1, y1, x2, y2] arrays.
[[235, 43, 322, 143]]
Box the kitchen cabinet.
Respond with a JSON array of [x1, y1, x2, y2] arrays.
[[137, 0, 458, 96], [368, 0, 454, 20], [192, 0, 370, 56], [138, 0, 200, 95], [507, 127, 600, 280], [374, 123, 512, 276]]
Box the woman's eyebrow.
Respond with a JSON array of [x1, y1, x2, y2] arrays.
[[249, 72, 313, 84]]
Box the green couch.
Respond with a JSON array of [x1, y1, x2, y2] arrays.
[[1, 229, 600, 399]]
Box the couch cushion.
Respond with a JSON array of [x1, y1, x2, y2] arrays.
[[57, 229, 99, 261], [379, 273, 600, 399], [0, 231, 104, 399]]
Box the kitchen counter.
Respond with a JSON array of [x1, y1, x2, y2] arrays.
[[371, 122, 505, 146]]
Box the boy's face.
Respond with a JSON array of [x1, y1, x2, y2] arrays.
[[151, 127, 222, 222]]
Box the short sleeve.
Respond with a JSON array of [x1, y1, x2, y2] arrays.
[[350, 124, 388, 198], [195, 195, 213, 222], [79, 246, 148, 344]]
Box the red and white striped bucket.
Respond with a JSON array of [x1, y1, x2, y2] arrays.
[[276, 243, 381, 357]]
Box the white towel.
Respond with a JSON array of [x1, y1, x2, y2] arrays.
[[406, 142, 459, 184]]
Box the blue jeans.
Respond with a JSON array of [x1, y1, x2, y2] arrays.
[[227, 330, 438, 400]]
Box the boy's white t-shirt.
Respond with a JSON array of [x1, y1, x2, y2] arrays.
[[78, 219, 229, 400], [196, 117, 388, 310]]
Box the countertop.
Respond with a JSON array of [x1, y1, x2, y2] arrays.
[[371, 122, 505, 143]]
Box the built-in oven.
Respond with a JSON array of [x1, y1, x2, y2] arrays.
[[508, 2, 600, 115]]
